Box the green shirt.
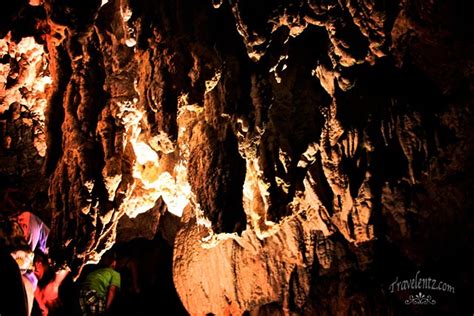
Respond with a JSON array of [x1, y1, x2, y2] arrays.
[[82, 268, 121, 297]]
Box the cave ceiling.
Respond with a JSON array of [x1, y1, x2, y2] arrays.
[[0, 0, 473, 314]]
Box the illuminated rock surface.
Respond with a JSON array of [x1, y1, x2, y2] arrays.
[[0, 0, 472, 314]]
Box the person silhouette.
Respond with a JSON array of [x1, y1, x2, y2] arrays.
[[79, 250, 121, 315]]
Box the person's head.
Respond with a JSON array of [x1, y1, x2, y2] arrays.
[[34, 250, 56, 289], [34, 250, 47, 279], [99, 249, 117, 269]]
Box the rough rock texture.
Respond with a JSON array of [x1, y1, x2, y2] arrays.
[[0, 4, 51, 218], [0, 0, 473, 314]]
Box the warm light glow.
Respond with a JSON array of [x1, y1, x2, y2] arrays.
[[269, 54, 288, 84], [127, 138, 191, 217], [28, 0, 42, 6], [132, 141, 159, 165], [200, 232, 241, 249], [204, 69, 221, 94], [11, 250, 34, 271], [160, 162, 191, 217], [0, 34, 50, 157], [241, 159, 280, 239]]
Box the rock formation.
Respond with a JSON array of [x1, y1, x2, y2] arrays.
[[0, 0, 472, 314]]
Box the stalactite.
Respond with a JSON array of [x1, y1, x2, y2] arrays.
[[0, 0, 472, 314]]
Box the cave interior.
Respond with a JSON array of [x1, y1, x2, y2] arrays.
[[0, 0, 473, 315]]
